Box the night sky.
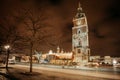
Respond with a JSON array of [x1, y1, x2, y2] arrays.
[[0, 0, 120, 56]]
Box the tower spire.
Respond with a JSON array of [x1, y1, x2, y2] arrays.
[[78, 2, 81, 8], [77, 2, 82, 11], [74, 2, 83, 18]]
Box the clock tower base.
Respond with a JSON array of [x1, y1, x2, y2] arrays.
[[73, 48, 90, 66]]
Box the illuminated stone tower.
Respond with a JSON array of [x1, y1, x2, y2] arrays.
[[72, 3, 90, 64]]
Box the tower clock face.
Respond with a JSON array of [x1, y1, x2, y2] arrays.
[[81, 18, 85, 25], [76, 20, 81, 25], [74, 18, 86, 26]]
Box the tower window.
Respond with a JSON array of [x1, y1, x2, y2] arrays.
[[79, 41, 81, 46], [78, 49, 81, 53], [78, 31, 80, 34], [77, 29, 81, 34]]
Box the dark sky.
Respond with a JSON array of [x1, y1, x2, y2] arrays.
[[0, 0, 120, 56]]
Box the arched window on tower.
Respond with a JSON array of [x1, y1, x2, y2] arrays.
[[77, 29, 81, 34], [79, 40, 81, 47]]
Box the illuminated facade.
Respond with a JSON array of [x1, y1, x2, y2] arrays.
[[46, 47, 74, 65], [72, 3, 90, 65]]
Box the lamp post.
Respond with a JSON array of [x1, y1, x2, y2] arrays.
[[4, 45, 10, 68]]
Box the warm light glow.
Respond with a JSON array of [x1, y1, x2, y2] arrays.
[[4, 45, 10, 50], [49, 50, 53, 54], [113, 59, 117, 64]]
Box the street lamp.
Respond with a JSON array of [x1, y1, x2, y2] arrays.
[[4, 45, 10, 68], [4, 45, 10, 50]]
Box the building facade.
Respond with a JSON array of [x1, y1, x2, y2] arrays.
[[72, 3, 90, 65]]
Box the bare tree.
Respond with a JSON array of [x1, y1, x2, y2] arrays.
[[21, 7, 49, 73], [0, 11, 26, 68], [0, 5, 52, 72]]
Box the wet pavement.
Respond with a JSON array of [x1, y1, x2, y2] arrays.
[[1, 63, 120, 80], [10, 64, 120, 80]]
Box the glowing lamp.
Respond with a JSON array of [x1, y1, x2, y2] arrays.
[[113, 59, 117, 64], [4, 45, 10, 50], [49, 50, 53, 54]]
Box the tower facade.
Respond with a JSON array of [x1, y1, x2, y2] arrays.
[[72, 3, 90, 64]]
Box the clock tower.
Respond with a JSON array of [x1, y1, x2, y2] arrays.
[[72, 3, 90, 65]]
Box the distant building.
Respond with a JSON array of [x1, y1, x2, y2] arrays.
[[44, 47, 74, 65], [89, 56, 115, 65], [104, 56, 112, 64], [90, 56, 101, 62]]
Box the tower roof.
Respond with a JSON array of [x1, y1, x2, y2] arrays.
[[78, 2, 82, 12], [74, 2, 84, 19]]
